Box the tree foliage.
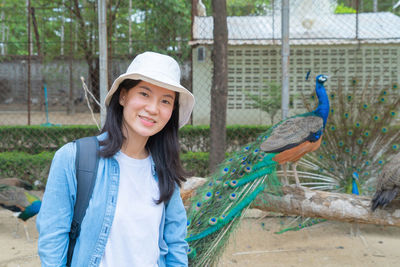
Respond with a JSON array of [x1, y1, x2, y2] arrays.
[[338, 0, 400, 13], [2, 0, 398, 58], [335, 3, 357, 14], [246, 82, 282, 124], [0, 0, 192, 112], [0, 0, 191, 59], [202, 0, 271, 16]]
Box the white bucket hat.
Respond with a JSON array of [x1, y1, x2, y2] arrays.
[[105, 51, 195, 128]]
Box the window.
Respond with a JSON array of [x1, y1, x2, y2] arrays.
[[197, 46, 205, 62]]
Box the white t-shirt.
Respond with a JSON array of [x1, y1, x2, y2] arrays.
[[99, 151, 163, 267]]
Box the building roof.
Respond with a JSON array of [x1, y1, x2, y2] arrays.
[[190, 12, 400, 45]]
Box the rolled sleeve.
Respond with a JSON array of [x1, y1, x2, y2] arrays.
[[36, 142, 77, 267]]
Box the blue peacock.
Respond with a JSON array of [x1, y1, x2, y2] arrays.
[[295, 77, 400, 195], [347, 171, 361, 236], [346, 171, 361, 195], [261, 75, 330, 185], [0, 184, 41, 240], [186, 74, 330, 266]]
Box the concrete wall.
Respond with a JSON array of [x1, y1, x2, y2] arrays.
[[0, 57, 190, 110], [192, 44, 400, 125]]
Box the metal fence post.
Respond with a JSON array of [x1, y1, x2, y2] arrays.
[[98, 0, 108, 126], [281, 0, 290, 120], [26, 0, 31, 125]]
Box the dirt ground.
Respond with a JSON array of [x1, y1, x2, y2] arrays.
[[219, 216, 400, 267], [1, 209, 399, 267], [3, 109, 400, 266]]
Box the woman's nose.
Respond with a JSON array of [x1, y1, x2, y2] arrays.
[[144, 99, 158, 114]]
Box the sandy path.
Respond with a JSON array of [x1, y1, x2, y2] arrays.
[[0, 210, 40, 267], [219, 216, 400, 266], [1, 209, 400, 267]]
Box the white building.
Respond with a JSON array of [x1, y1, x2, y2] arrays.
[[190, 11, 400, 125]]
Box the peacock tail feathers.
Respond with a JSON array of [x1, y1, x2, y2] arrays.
[[275, 216, 327, 234], [272, 76, 399, 234], [0, 184, 30, 208], [297, 77, 400, 195], [186, 129, 283, 266]]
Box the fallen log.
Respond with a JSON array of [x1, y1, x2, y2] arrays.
[[182, 177, 400, 227], [253, 185, 400, 227], [181, 177, 207, 206]]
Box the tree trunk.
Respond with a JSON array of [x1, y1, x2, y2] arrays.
[[29, 7, 45, 111], [252, 185, 400, 227], [107, 0, 121, 91], [30, 7, 41, 57], [182, 178, 400, 227], [68, 0, 101, 112], [209, 0, 228, 172]]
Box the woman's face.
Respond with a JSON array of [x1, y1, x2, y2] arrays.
[[119, 81, 176, 140]]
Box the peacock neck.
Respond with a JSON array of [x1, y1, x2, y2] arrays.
[[352, 178, 360, 195], [19, 200, 41, 221], [314, 83, 330, 128]]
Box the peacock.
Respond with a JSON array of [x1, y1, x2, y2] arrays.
[[347, 171, 361, 236], [346, 171, 361, 195], [261, 74, 330, 234], [371, 151, 400, 211], [0, 184, 41, 241], [260, 75, 329, 185], [0, 177, 33, 190], [294, 77, 400, 195], [186, 74, 329, 266], [273, 75, 400, 236]]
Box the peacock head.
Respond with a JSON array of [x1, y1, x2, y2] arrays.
[[316, 74, 328, 84], [352, 171, 359, 180]]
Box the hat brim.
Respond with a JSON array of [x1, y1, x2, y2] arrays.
[[105, 72, 195, 128]]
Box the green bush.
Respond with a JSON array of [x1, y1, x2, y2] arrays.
[[0, 151, 54, 187], [181, 151, 210, 177], [1, 125, 274, 185], [0, 125, 100, 153], [0, 151, 211, 187], [225, 125, 270, 152], [2, 125, 271, 154], [179, 125, 270, 153]]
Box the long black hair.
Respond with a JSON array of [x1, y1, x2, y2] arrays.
[[100, 79, 186, 204]]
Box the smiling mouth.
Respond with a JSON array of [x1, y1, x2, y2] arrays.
[[139, 115, 156, 123]]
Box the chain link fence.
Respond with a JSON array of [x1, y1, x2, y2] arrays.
[[1, 0, 400, 182], [193, 0, 400, 125]]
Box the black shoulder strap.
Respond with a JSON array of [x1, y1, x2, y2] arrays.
[[67, 136, 99, 267]]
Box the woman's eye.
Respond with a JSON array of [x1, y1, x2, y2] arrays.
[[162, 99, 171, 105], [139, 91, 148, 97]]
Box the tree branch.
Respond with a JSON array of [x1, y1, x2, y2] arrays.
[[253, 185, 400, 227], [29, 7, 41, 58], [182, 178, 400, 227]]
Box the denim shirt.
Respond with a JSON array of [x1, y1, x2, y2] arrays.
[[37, 134, 188, 267]]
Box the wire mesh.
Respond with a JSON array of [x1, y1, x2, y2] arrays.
[[0, 0, 399, 181]]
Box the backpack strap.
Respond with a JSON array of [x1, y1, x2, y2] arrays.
[[67, 136, 100, 266]]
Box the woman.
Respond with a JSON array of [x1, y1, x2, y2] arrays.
[[37, 52, 195, 267]]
